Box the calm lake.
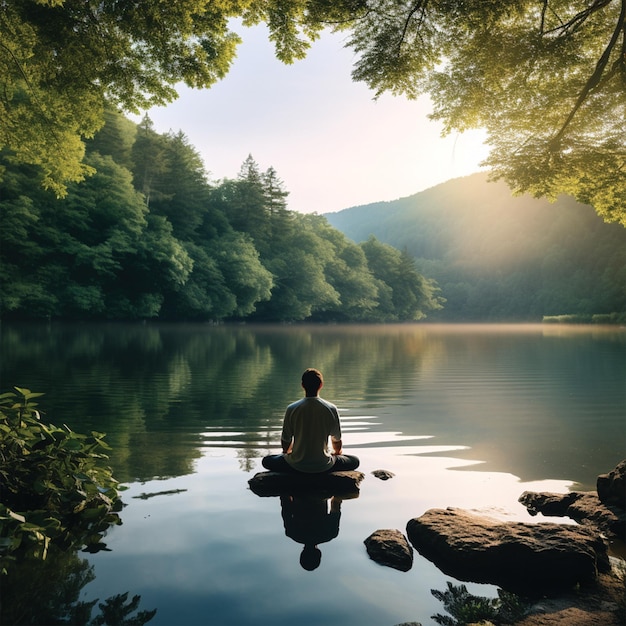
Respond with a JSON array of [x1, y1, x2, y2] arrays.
[[1, 322, 625, 625]]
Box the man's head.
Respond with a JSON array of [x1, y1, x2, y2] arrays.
[[300, 544, 322, 571], [301, 368, 323, 396]]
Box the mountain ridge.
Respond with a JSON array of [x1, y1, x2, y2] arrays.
[[325, 172, 626, 321]]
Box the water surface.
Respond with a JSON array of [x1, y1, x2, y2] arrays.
[[1, 323, 624, 625]]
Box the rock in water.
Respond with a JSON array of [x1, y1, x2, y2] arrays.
[[519, 459, 626, 542], [406, 507, 610, 594], [519, 490, 625, 540], [371, 469, 395, 480], [597, 459, 626, 509], [364, 529, 413, 571], [248, 470, 365, 497]]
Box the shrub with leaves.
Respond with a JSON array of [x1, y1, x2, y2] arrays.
[[0, 387, 124, 571], [431, 581, 528, 626]]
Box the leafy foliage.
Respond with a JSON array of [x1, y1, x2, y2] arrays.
[[431, 581, 528, 626], [91, 592, 157, 626], [361, 235, 444, 321], [0, 111, 442, 323], [1, 1, 623, 223], [343, 0, 626, 225], [0, 387, 124, 572], [0, 0, 242, 195], [2, 541, 157, 625]]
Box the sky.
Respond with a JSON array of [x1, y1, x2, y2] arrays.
[[138, 24, 490, 215]]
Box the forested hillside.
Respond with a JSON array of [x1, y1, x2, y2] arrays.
[[327, 174, 626, 322], [0, 107, 442, 323]]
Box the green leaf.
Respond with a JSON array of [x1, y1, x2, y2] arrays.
[[61, 439, 83, 451], [19, 522, 46, 532], [0, 387, 123, 565], [80, 506, 108, 521]]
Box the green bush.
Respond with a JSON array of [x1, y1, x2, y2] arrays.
[[0, 387, 124, 572], [431, 581, 528, 625]]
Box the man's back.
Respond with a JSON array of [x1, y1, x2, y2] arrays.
[[282, 396, 341, 472], [261, 368, 359, 474]]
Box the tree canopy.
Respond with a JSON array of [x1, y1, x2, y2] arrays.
[[1, 1, 623, 223]]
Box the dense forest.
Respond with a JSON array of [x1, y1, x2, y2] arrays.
[[0, 106, 442, 323], [327, 173, 626, 322]]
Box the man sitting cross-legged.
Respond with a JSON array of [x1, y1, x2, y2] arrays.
[[262, 368, 360, 474]]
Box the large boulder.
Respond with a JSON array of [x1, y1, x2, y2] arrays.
[[597, 460, 626, 510], [364, 529, 413, 571], [406, 508, 610, 594], [248, 470, 365, 497]]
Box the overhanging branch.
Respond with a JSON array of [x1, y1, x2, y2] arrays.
[[550, 0, 626, 150]]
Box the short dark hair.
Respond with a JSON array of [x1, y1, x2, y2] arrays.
[[301, 368, 323, 395]]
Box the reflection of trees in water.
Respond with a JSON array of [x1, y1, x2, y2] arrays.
[[0, 323, 438, 481], [1, 544, 156, 625], [284, 326, 442, 405], [237, 447, 263, 472], [4, 322, 623, 486]]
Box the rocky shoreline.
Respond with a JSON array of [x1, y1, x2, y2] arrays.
[[249, 460, 626, 624], [404, 460, 625, 625]]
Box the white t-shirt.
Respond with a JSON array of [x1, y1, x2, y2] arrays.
[[281, 396, 342, 473]]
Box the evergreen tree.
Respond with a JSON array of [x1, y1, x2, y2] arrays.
[[131, 116, 170, 209], [227, 154, 268, 236], [149, 131, 212, 241], [261, 166, 294, 252], [86, 103, 137, 170]]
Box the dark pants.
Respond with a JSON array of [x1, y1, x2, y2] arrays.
[[262, 454, 360, 473]]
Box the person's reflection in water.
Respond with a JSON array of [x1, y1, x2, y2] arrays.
[[280, 493, 344, 571]]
